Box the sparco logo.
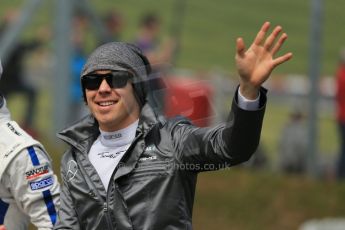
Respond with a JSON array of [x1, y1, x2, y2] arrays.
[[104, 133, 122, 140], [30, 177, 54, 190], [26, 165, 49, 180], [7, 123, 21, 136]]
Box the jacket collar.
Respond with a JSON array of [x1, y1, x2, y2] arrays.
[[57, 103, 160, 154]]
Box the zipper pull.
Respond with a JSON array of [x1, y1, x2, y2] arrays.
[[103, 202, 108, 212]]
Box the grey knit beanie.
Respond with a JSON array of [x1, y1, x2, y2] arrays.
[[81, 42, 151, 106]]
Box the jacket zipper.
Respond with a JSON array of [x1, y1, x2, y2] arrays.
[[105, 132, 145, 229], [103, 202, 114, 229], [75, 148, 115, 229], [106, 131, 144, 191]]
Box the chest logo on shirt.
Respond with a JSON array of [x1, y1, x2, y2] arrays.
[[25, 164, 49, 180], [103, 133, 122, 140], [98, 150, 125, 159]]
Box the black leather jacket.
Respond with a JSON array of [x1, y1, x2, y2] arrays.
[[54, 89, 266, 230]]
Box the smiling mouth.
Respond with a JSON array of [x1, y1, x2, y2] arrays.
[[97, 101, 117, 107]]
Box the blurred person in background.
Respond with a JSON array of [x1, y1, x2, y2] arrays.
[[335, 48, 345, 180], [244, 143, 268, 170], [134, 12, 176, 114], [134, 12, 175, 66], [103, 9, 124, 42], [68, 9, 90, 125], [0, 10, 46, 136], [54, 22, 292, 229], [0, 60, 60, 230], [278, 105, 308, 174]]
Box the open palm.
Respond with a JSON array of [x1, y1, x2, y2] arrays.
[[236, 22, 292, 94]]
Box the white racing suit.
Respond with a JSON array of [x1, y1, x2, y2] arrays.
[[0, 97, 60, 230]]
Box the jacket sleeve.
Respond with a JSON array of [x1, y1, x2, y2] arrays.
[[54, 153, 80, 230], [5, 146, 60, 230], [170, 87, 267, 170]]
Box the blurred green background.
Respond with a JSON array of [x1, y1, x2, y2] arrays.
[[1, 0, 345, 229]]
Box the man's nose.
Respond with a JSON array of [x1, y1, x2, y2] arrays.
[[98, 79, 112, 92]]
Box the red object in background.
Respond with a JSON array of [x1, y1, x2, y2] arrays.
[[164, 77, 214, 127], [336, 64, 345, 123]]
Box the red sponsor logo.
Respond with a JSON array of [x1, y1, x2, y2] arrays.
[[25, 165, 49, 180]]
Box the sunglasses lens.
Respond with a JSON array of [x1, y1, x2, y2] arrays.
[[82, 71, 132, 90], [82, 75, 102, 90], [109, 72, 131, 88]]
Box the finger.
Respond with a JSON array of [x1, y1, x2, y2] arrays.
[[273, 52, 293, 67], [264, 25, 282, 50], [253, 21, 270, 45], [236, 37, 246, 58], [271, 33, 288, 55]]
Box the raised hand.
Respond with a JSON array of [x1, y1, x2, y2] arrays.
[[235, 22, 293, 99]]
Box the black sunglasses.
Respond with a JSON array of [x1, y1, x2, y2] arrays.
[[81, 71, 133, 90]]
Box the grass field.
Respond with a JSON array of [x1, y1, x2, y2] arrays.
[[194, 168, 345, 230], [2, 1, 345, 229]]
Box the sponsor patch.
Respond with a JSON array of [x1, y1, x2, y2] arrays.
[[7, 123, 22, 136], [25, 164, 50, 180], [30, 176, 54, 191], [67, 160, 78, 182], [139, 145, 158, 162], [144, 145, 156, 152], [138, 155, 157, 162], [103, 133, 122, 140]]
